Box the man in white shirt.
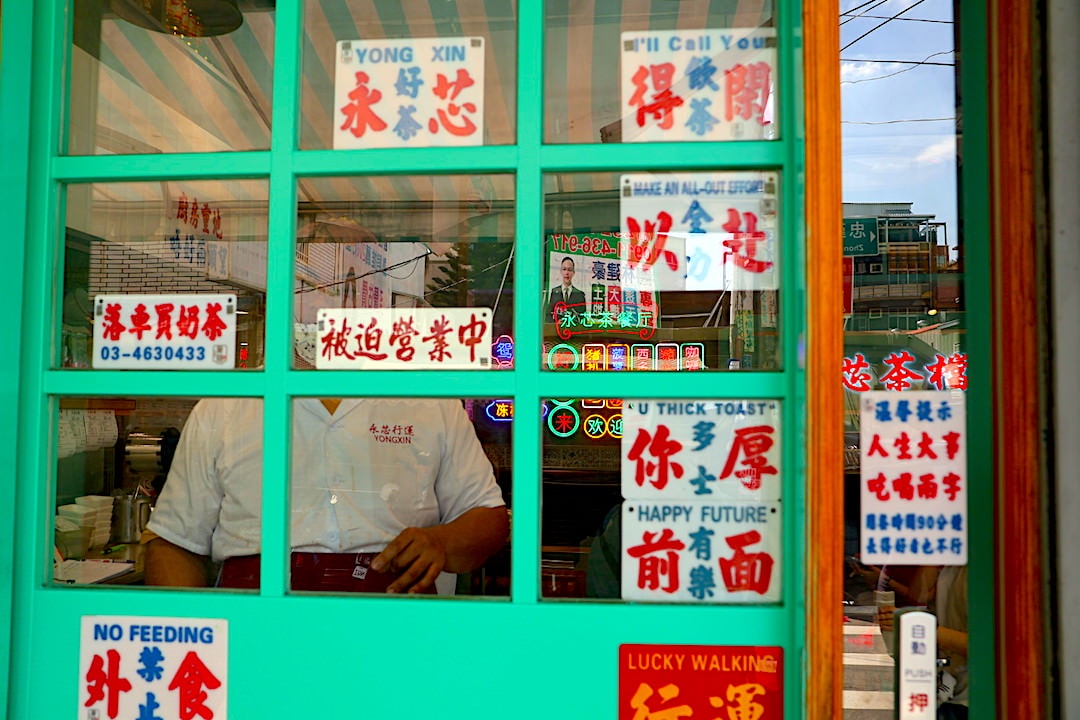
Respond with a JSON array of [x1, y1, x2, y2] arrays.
[[145, 397, 508, 594]]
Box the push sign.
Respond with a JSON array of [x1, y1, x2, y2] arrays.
[[93, 294, 237, 370]]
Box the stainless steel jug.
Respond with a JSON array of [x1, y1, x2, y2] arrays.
[[112, 492, 153, 544]]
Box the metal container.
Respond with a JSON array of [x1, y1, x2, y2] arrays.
[[112, 492, 153, 544]]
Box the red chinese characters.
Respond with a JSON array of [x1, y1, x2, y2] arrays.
[[627, 425, 685, 491], [629, 63, 685, 130], [339, 71, 388, 138], [316, 309, 491, 369]]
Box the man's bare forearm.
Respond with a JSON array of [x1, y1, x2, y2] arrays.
[[145, 537, 211, 587], [428, 506, 510, 574]]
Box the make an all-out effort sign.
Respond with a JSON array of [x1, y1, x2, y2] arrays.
[[316, 307, 492, 369], [619, 644, 783, 719], [79, 615, 228, 720], [620, 28, 777, 143], [93, 294, 237, 370], [860, 391, 967, 564], [334, 37, 485, 149], [620, 172, 780, 292]]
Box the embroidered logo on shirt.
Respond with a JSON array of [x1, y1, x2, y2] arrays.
[[369, 423, 414, 444]]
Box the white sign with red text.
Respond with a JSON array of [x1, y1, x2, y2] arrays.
[[620, 172, 779, 292], [621, 399, 782, 502], [860, 391, 967, 565], [620, 28, 776, 144], [621, 500, 782, 602], [334, 37, 485, 149], [79, 615, 228, 720], [316, 307, 492, 369], [92, 294, 237, 370]]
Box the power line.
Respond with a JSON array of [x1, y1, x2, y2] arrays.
[[845, 15, 952, 24], [842, 0, 930, 52], [842, 117, 955, 125], [842, 51, 955, 84], [840, 0, 893, 27], [841, 57, 954, 67]]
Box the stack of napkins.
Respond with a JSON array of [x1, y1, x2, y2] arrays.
[[58, 495, 115, 548]]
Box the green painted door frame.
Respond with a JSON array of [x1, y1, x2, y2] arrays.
[[0, 0, 997, 717]]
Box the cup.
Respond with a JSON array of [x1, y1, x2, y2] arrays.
[[875, 589, 896, 654]]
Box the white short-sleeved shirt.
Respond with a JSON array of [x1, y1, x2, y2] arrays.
[[148, 398, 505, 563]]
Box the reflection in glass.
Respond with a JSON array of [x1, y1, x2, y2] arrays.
[[287, 397, 510, 596], [839, 1, 966, 715], [60, 180, 268, 370], [293, 175, 514, 369], [544, 1, 776, 144], [300, 0, 518, 149], [53, 395, 510, 595], [541, 398, 783, 602], [68, 0, 274, 154], [542, 171, 781, 371]]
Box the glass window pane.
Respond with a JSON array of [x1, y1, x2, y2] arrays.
[[544, 1, 777, 144], [53, 395, 255, 589], [61, 180, 268, 370], [293, 175, 514, 369], [839, 0, 968, 715], [542, 171, 781, 371], [288, 397, 510, 596], [300, 0, 517, 150], [68, 0, 274, 155], [541, 397, 783, 601]]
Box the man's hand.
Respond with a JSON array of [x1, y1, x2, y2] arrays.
[[372, 506, 509, 594], [371, 527, 447, 594]]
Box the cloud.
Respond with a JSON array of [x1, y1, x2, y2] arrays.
[[914, 137, 956, 164], [841, 61, 906, 83]]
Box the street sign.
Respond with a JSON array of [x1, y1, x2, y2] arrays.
[[844, 217, 879, 257]]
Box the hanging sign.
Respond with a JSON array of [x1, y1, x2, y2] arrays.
[[334, 37, 485, 149], [93, 294, 237, 369], [621, 400, 782, 501], [859, 391, 967, 564], [619, 644, 783, 719], [316, 307, 492, 369], [620, 171, 780, 292], [79, 615, 228, 720], [620, 28, 777, 143]]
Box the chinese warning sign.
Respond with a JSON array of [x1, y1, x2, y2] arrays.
[[620, 28, 777, 143], [859, 391, 967, 565], [79, 615, 228, 720], [92, 294, 237, 370], [315, 307, 492, 369], [620, 400, 783, 603], [619, 644, 783, 720], [620, 172, 779, 292], [334, 37, 485, 149]]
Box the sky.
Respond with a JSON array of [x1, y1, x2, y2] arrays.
[[838, 0, 958, 255]]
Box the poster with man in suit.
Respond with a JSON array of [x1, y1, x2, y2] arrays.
[[545, 255, 587, 322]]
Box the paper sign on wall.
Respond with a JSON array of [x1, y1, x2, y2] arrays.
[[334, 37, 485, 149], [79, 615, 228, 720], [859, 391, 967, 564]]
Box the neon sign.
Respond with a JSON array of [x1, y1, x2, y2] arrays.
[[545, 343, 707, 371]]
